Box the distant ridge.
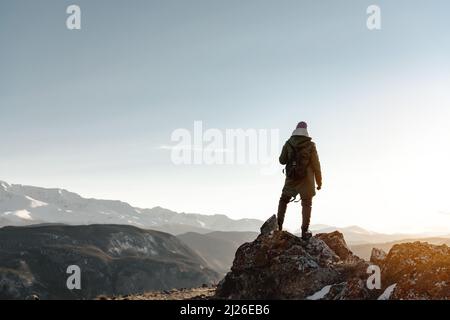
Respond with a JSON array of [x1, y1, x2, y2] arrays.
[[0, 180, 263, 234]]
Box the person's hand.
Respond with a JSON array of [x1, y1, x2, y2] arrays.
[[317, 184, 322, 191]]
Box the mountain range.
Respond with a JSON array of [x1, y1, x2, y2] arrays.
[[2, 180, 447, 242], [0, 180, 262, 234]]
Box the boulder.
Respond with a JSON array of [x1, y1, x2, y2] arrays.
[[379, 242, 449, 300], [316, 231, 361, 264], [215, 229, 373, 299], [260, 215, 278, 235]]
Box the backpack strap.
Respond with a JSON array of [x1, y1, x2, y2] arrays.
[[286, 141, 297, 158]]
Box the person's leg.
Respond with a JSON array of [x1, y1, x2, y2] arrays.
[[301, 198, 312, 239], [277, 193, 291, 231]]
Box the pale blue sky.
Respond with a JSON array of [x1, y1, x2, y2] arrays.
[[1, 0, 450, 233]]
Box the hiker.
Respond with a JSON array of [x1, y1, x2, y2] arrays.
[[277, 121, 322, 240]]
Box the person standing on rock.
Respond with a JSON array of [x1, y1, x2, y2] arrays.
[[277, 121, 322, 240]]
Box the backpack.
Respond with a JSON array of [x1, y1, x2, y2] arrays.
[[285, 141, 313, 180]]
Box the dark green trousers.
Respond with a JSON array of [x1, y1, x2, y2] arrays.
[[277, 194, 312, 231]]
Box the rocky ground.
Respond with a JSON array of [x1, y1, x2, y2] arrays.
[[101, 286, 216, 300]]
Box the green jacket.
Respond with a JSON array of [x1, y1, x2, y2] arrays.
[[279, 135, 322, 199]]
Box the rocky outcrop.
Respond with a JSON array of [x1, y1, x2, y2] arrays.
[[377, 242, 449, 300], [215, 217, 450, 300], [215, 217, 374, 300]]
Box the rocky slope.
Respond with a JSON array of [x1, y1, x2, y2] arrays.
[[0, 224, 220, 299]]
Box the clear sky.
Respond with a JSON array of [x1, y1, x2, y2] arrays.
[[1, 0, 450, 234]]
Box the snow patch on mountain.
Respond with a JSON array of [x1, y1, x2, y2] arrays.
[[1, 182, 9, 191], [306, 285, 332, 300], [16, 210, 32, 220], [25, 196, 48, 208], [378, 284, 397, 300]]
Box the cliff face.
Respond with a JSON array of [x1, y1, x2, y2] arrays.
[[215, 215, 449, 300]]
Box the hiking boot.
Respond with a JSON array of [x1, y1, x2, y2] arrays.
[[277, 220, 283, 231], [301, 230, 312, 241], [301, 199, 312, 240], [277, 213, 284, 231]]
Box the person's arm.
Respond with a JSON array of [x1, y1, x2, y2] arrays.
[[279, 142, 289, 165], [311, 143, 322, 189]]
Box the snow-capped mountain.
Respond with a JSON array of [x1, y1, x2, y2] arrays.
[[0, 180, 263, 233]]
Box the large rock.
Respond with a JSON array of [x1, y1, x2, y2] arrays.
[[324, 279, 373, 300], [370, 248, 387, 265], [215, 229, 373, 299], [259, 215, 278, 235], [378, 242, 449, 300], [316, 231, 362, 264]]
